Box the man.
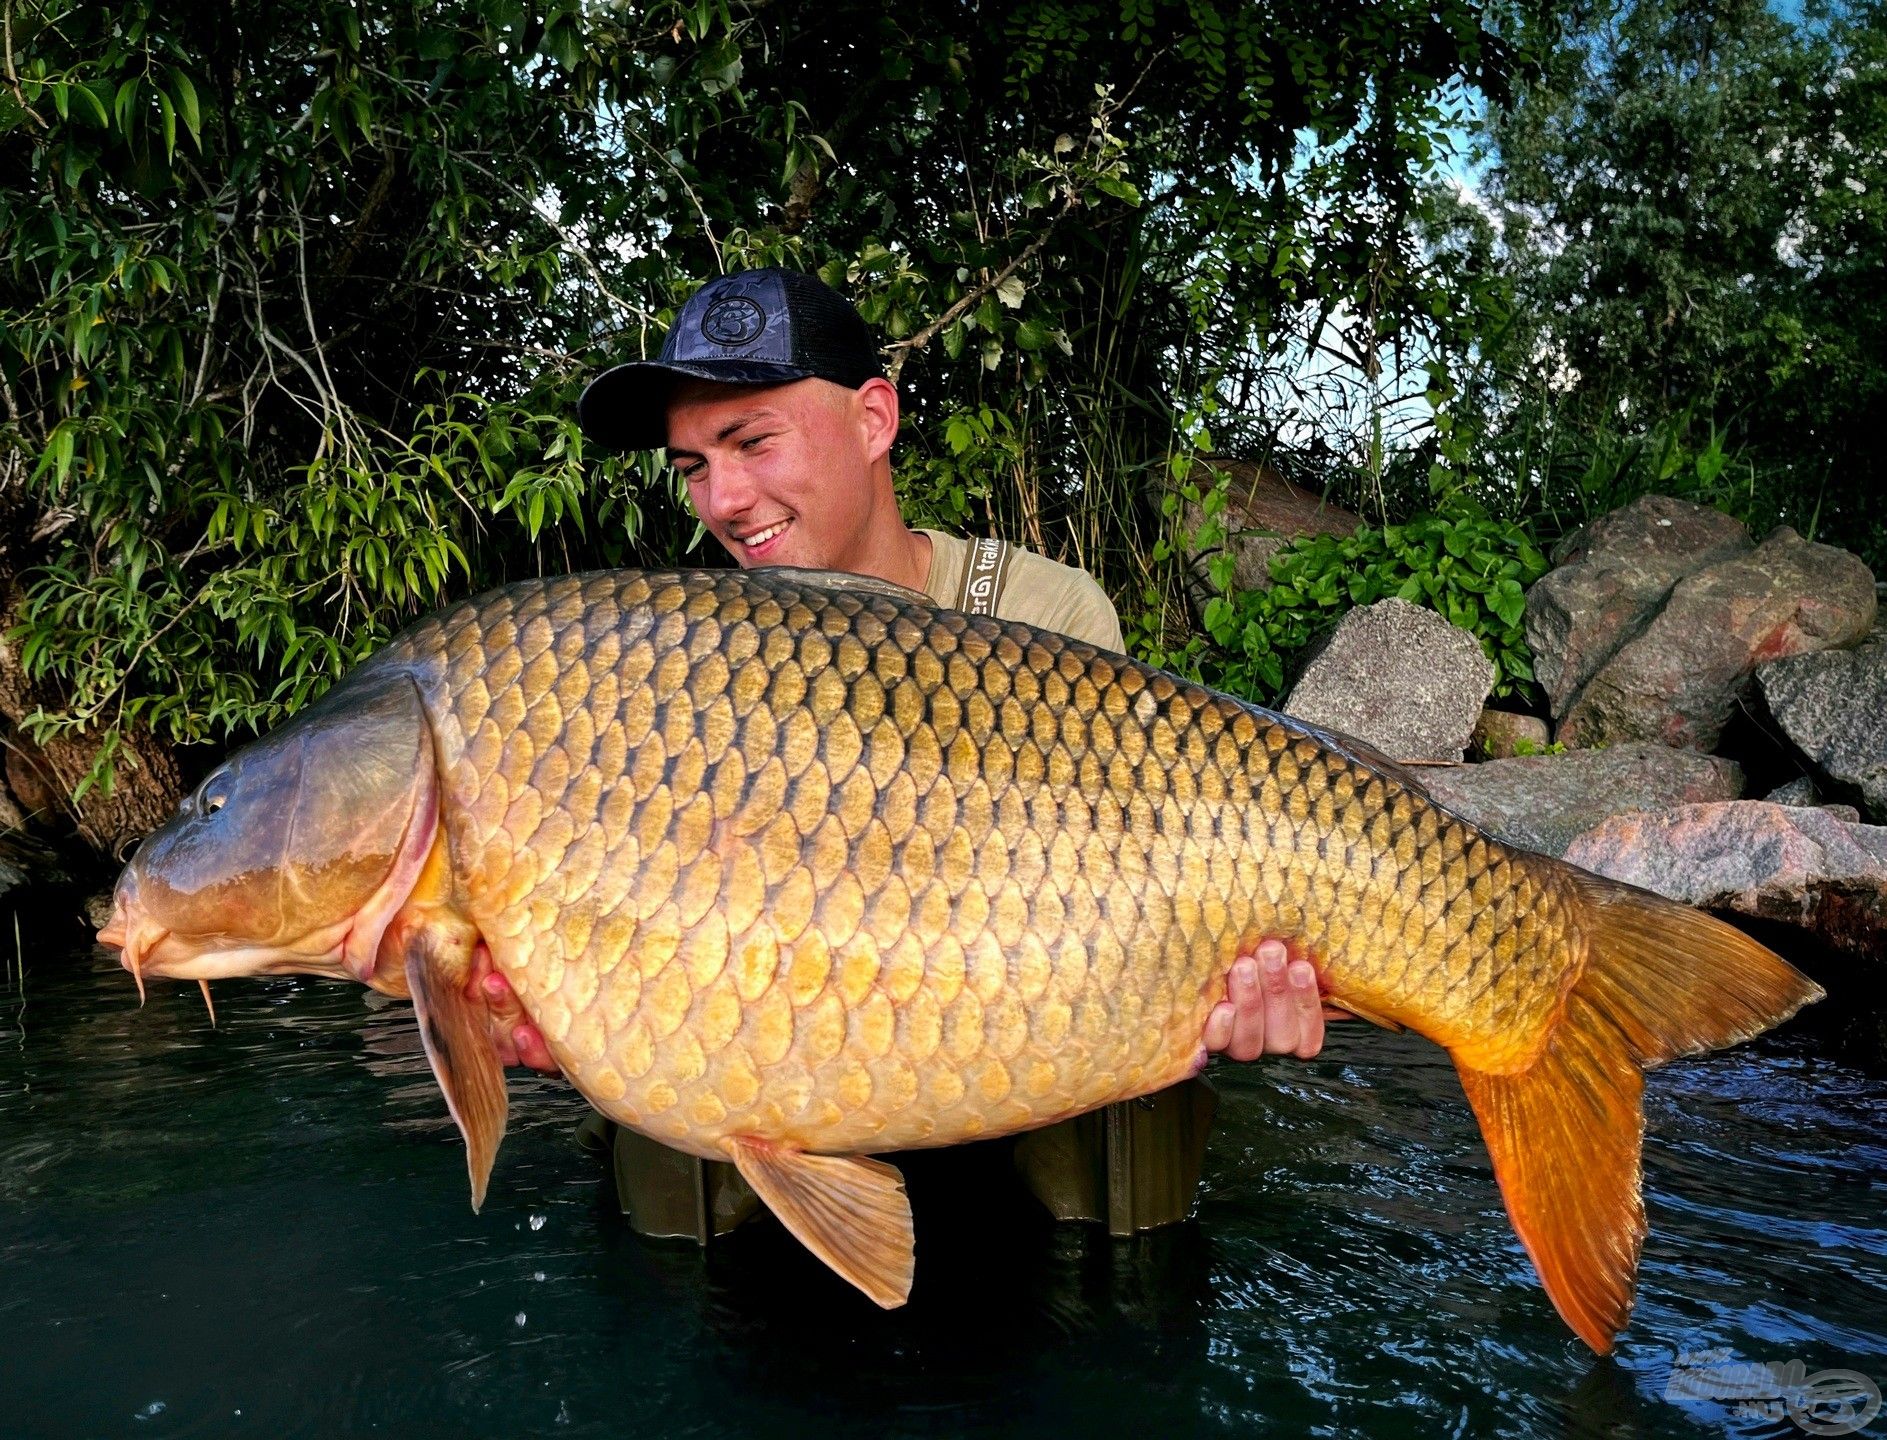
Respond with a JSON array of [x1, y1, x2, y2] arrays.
[[477, 266, 1335, 1238]]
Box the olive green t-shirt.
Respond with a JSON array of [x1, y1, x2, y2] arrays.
[[917, 529, 1124, 651]]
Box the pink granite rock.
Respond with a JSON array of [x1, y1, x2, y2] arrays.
[[1563, 801, 1887, 957], [1554, 527, 1876, 750], [1525, 495, 1752, 716]]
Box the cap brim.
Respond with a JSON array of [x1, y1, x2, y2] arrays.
[[576, 359, 817, 453]]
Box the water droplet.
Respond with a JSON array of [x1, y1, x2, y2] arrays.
[[532, 1271, 546, 1282], [515, 1311, 527, 1327], [528, 1213, 546, 1231], [135, 1401, 167, 1420]]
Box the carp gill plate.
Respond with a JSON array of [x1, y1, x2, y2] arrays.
[[97, 568, 1821, 1351]]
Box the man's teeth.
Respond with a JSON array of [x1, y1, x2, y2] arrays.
[[743, 521, 789, 548]]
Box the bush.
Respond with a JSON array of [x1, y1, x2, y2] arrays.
[[1182, 490, 1550, 706]]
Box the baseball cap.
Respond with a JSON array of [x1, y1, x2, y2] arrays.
[[577, 266, 884, 452]]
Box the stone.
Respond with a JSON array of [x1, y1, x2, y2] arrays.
[[1283, 598, 1494, 762], [1469, 708, 1551, 760], [1757, 628, 1887, 822], [1181, 456, 1361, 594], [1548, 492, 1753, 569], [1764, 776, 1822, 807], [1564, 801, 1887, 958], [1422, 743, 1744, 856], [1525, 495, 1752, 717], [1555, 527, 1876, 751]]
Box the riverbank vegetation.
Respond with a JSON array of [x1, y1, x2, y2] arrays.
[[2, 0, 1882, 850]]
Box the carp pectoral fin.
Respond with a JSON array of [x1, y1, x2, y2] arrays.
[[1454, 870, 1822, 1355], [726, 1137, 914, 1308], [406, 948, 509, 1213]]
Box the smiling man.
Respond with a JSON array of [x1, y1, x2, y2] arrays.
[[488, 266, 1333, 1240]]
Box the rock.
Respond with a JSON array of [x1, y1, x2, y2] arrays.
[[1283, 598, 1494, 761], [1469, 708, 1551, 760], [83, 889, 117, 932], [1181, 456, 1361, 593], [1548, 492, 1753, 569], [1564, 801, 1887, 958], [1555, 526, 1876, 751], [1757, 628, 1887, 822], [1423, 743, 1744, 856], [1764, 776, 1822, 807], [1525, 496, 1752, 716]]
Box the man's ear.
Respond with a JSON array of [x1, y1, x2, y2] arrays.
[[856, 377, 900, 463]]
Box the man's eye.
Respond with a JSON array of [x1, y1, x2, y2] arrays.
[[740, 434, 770, 451]]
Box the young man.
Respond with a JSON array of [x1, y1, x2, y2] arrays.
[[480, 267, 1333, 1237]]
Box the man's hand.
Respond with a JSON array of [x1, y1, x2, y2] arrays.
[[465, 942, 562, 1075], [1202, 938, 1345, 1061]]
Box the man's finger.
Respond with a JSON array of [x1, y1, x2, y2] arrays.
[[512, 1023, 561, 1076], [1259, 945, 1300, 1058], [1203, 1001, 1235, 1053], [1288, 959, 1325, 1058], [1226, 953, 1267, 1060]]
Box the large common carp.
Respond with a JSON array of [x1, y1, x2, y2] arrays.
[[98, 568, 1820, 1351]]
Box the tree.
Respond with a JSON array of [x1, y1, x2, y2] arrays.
[[1446, 0, 1887, 557], [0, 0, 1559, 847]]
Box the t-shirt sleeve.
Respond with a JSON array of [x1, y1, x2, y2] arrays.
[[1034, 572, 1126, 651]]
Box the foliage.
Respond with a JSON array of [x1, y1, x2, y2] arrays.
[[1176, 471, 1550, 704], [0, 0, 1562, 797], [1428, 0, 1887, 559]]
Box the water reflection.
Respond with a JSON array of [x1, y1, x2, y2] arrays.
[[0, 941, 1881, 1439]]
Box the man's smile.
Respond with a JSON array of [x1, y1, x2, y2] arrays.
[[738, 518, 792, 558]]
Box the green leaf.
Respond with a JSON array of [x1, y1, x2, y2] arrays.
[[171, 69, 201, 145]]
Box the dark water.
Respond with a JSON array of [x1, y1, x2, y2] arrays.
[[2, 939, 1882, 1440]]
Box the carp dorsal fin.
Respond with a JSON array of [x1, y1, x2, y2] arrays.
[[405, 935, 508, 1211], [725, 1137, 914, 1308], [749, 566, 932, 607]]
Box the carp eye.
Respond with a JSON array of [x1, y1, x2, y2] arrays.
[[194, 769, 231, 815]]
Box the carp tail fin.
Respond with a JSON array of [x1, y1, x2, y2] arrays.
[[1455, 872, 1821, 1354]]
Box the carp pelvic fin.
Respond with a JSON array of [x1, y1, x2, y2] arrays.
[[1455, 871, 1822, 1355], [726, 1138, 915, 1309], [406, 945, 509, 1212]]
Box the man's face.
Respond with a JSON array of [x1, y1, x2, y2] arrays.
[[665, 377, 887, 573]]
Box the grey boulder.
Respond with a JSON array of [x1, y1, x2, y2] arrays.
[[1758, 628, 1887, 822], [1422, 743, 1744, 856], [1283, 598, 1494, 762]]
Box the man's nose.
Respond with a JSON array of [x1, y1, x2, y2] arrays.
[[695, 465, 756, 527]]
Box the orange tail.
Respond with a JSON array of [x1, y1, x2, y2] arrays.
[[1454, 871, 1823, 1354]]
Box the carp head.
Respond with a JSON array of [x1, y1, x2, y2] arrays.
[[97, 675, 439, 998]]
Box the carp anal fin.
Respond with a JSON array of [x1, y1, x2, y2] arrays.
[[726, 1137, 914, 1308], [1454, 869, 1822, 1354], [406, 945, 509, 1212]]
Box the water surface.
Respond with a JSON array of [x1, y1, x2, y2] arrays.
[[2, 939, 1881, 1438]]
